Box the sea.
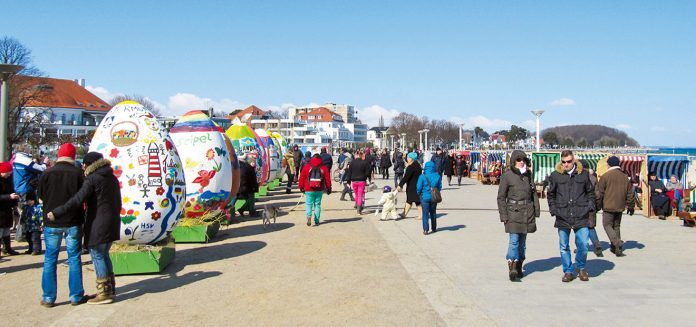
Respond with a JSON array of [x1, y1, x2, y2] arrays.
[[652, 147, 696, 156]]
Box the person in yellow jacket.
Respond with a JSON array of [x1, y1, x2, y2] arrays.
[[283, 152, 296, 194]]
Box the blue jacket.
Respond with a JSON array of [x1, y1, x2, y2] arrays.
[[417, 161, 442, 202], [12, 152, 46, 196]]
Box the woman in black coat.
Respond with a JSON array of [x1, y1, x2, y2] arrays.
[[443, 152, 455, 186], [647, 171, 671, 219], [49, 152, 121, 304], [0, 162, 19, 256], [380, 150, 392, 180], [398, 153, 422, 220]]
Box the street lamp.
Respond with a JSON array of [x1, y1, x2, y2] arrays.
[[458, 123, 465, 150], [531, 109, 545, 152], [423, 129, 430, 151], [390, 134, 395, 152], [400, 133, 406, 150], [0, 64, 24, 161], [418, 129, 424, 150]]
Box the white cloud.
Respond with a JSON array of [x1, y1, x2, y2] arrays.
[[85, 85, 122, 103], [166, 93, 245, 116], [266, 103, 297, 114], [651, 126, 666, 132], [550, 97, 576, 106], [521, 120, 536, 129], [616, 123, 632, 130], [357, 105, 401, 127]]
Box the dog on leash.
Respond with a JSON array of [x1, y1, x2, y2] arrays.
[[262, 204, 279, 228]]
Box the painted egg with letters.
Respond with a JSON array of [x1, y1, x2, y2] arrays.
[[170, 110, 234, 218], [90, 101, 186, 244]]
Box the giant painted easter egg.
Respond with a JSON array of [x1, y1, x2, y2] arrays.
[[255, 129, 282, 181], [90, 101, 185, 244], [225, 123, 264, 184], [268, 131, 284, 180], [170, 111, 234, 218], [252, 128, 270, 185], [218, 127, 241, 201]]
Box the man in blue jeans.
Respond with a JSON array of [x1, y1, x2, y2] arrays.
[[547, 150, 595, 283], [36, 143, 87, 307]]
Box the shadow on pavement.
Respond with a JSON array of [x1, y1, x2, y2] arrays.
[[322, 217, 363, 224], [116, 270, 222, 301], [623, 240, 645, 250], [173, 241, 267, 270], [522, 257, 559, 276], [585, 259, 615, 277], [220, 223, 294, 239], [438, 224, 466, 231]]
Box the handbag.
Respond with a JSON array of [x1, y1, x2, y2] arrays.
[[423, 175, 442, 203]]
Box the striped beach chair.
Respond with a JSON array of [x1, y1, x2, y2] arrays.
[[646, 155, 690, 217], [576, 152, 606, 171]]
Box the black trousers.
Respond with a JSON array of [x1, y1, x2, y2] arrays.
[[602, 211, 623, 247]]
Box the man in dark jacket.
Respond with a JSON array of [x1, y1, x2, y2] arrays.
[[0, 161, 20, 257], [595, 156, 635, 257], [292, 145, 303, 182], [49, 152, 121, 305], [320, 147, 333, 173], [431, 148, 446, 176], [547, 150, 595, 283], [36, 143, 88, 306], [455, 154, 468, 186], [237, 157, 260, 217]]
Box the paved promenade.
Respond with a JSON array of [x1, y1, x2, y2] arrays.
[[1, 174, 695, 326]]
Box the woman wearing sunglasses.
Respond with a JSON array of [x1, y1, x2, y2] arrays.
[[496, 150, 540, 281]]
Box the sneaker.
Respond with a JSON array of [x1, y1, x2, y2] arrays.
[[314, 221, 320, 226], [659, 215, 666, 220], [71, 296, 89, 306], [306, 216, 311, 226], [40, 300, 54, 308], [24, 250, 33, 255], [562, 273, 575, 283], [398, 213, 406, 220]]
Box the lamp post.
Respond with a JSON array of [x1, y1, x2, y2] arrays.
[[0, 64, 24, 161], [400, 133, 406, 150], [423, 128, 430, 151], [531, 109, 545, 152], [458, 123, 465, 150], [418, 129, 424, 150], [390, 134, 395, 152]]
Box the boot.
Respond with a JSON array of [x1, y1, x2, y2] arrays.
[[614, 246, 626, 257], [349, 194, 355, 201], [517, 260, 524, 278], [340, 194, 346, 201], [1, 236, 19, 255], [88, 278, 113, 305], [110, 273, 116, 296], [508, 261, 518, 281]]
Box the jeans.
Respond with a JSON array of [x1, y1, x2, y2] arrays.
[[506, 233, 527, 261], [394, 172, 403, 188], [305, 191, 323, 223], [89, 242, 113, 279], [588, 228, 601, 249], [285, 172, 294, 190], [26, 231, 42, 253], [421, 200, 437, 232], [558, 227, 589, 273], [352, 181, 367, 208], [42, 226, 84, 303]]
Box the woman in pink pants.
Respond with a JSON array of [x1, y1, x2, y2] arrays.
[[347, 150, 372, 215]]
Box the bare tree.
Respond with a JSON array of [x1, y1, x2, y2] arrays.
[[109, 94, 162, 116], [0, 36, 43, 76], [266, 109, 288, 119]]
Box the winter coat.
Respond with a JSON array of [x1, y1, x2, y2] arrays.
[[0, 176, 17, 228], [377, 191, 398, 212], [346, 158, 372, 182], [379, 154, 392, 169], [416, 161, 442, 202], [293, 149, 303, 168], [648, 179, 670, 206], [547, 160, 595, 229], [238, 161, 260, 196], [399, 161, 422, 204], [283, 153, 295, 174], [52, 159, 121, 247], [455, 157, 468, 175], [298, 157, 332, 192], [320, 152, 333, 172], [12, 152, 46, 196], [595, 167, 634, 213], [431, 153, 446, 174], [393, 157, 405, 175], [443, 155, 455, 176], [37, 160, 85, 228], [496, 150, 539, 234]]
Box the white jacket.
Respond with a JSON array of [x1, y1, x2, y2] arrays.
[[377, 191, 398, 212]]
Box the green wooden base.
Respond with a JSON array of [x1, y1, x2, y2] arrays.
[[110, 242, 175, 275], [259, 185, 268, 196], [267, 181, 277, 191], [171, 222, 220, 243]]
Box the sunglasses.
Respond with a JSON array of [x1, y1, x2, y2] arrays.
[[561, 159, 573, 164]]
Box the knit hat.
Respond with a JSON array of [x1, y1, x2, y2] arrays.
[[57, 143, 76, 159], [407, 152, 418, 161], [0, 161, 11, 173], [83, 152, 103, 166], [607, 156, 620, 167]]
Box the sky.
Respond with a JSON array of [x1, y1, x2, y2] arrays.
[[3, 1, 695, 147]]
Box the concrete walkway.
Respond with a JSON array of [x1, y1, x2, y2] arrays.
[[1, 174, 695, 326]]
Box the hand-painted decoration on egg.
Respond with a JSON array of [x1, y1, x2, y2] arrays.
[[225, 122, 264, 184], [251, 128, 270, 185], [215, 124, 241, 201], [90, 101, 185, 244], [255, 129, 282, 181], [170, 111, 234, 218]]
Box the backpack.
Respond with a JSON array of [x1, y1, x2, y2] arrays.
[[308, 166, 325, 191]]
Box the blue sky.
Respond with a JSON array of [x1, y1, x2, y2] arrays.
[[4, 1, 695, 146]]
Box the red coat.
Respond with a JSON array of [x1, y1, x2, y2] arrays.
[[298, 157, 332, 192]]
